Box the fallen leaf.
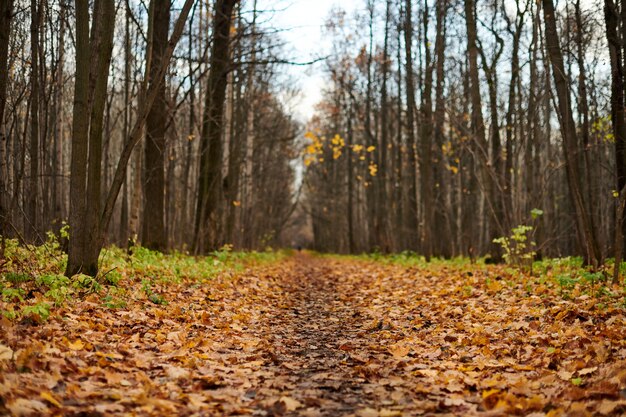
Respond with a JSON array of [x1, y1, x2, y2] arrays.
[[39, 391, 62, 408], [165, 365, 191, 380], [379, 409, 403, 417], [357, 407, 379, 417], [389, 343, 410, 358], [7, 398, 48, 416], [596, 400, 626, 415], [279, 396, 301, 412], [0, 344, 13, 361], [558, 370, 573, 381], [578, 366, 597, 376], [67, 339, 84, 350]]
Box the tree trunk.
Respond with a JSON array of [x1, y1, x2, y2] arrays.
[[66, 0, 116, 277], [377, 0, 391, 252], [542, 0, 601, 267], [420, 0, 434, 260], [605, 0, 626, 257], [0, 0, 13, 239], [195, 0, 239, 253], [433, 0, 449, 257], [66, 0, 193, 276], [464, 0, 487, 255], [403, 0, 419, 251], [27, 0, 41, 242], [142, 0, 170, 251]]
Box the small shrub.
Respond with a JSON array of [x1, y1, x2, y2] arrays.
[[21, 302, 51, 322], [2, 287, 24, 302], [3, 272, 32, 284]]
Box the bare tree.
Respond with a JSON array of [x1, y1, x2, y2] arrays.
[[142, 0, 171, 251], [195, 0, 240, 253], [542, 0, 601, 267]]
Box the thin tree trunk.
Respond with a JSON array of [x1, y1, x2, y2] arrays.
[[433, 0, 449, 257], [420, 0, 434, 260], [605, 0, 626, 258], [377, 0, 391, 252], [27, 0, 41, 242], [542, 0, 601, 267], [142, 0, 170, 251], [66, 0, 95, 276], [464, 0, 487, 255], [194, 0, 239, 253], [403, 0, 419, 251], [0, 0, 13, 241], [242, 2, 256, 249]]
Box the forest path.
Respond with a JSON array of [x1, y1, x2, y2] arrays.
[[254, 254, 410, 415], [2, 254, 626, 416]]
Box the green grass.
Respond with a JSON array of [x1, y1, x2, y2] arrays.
[[0, 236, 288, 322]]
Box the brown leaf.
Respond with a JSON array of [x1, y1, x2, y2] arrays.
[[7, 399, 49, 416]]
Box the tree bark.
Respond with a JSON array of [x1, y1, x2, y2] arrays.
[[420, 0, 434, 260], [66, 0, 116, 277], [464, 0, 487, 255], [195, 0, 239, 253], [542, 0, 601, 267], [0, 0, 13, 239], [605, 0, 626, 257], [142, 0, 170, 251], [67, 0, 193, 276], [433, 0, 449, 257], [27, 0, 41, 242]]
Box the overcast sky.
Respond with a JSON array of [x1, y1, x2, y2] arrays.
[[256, 0, 360, 122]]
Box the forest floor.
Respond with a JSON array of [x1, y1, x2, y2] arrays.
[[1, 250, 626, 416]]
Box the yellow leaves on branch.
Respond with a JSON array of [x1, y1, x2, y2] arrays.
[[331, 134, 344, 160], [368, 163, 378, 177], [303, 131, 346, 164]]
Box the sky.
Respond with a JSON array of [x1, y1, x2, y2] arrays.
[[256, 0, 360, 122]]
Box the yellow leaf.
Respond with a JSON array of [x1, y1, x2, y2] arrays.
[[68, 339, 84, 351], [482, 389, 500, 399], [367, 146, 376, 152], [40, 392, 62, 408], [232, 201, 241, 207]]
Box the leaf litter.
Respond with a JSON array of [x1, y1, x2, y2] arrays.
[[1, 253, 625, 416]]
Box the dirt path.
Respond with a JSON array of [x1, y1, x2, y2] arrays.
[[1, 255, 626, 416]]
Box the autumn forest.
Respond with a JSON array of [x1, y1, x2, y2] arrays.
[[1, 0, 626, 416]]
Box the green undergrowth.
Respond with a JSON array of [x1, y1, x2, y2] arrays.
[[320, 250, 487, 272], [328, 251, 626, 310], [0, 236, 288, 323]]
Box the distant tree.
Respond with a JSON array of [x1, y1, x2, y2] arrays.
[[195, 0, 240, 253]]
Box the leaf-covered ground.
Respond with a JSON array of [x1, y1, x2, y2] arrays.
[[1, 253, 626, 416]]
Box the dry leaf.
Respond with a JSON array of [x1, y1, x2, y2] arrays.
[[279, 396, 301, 412], [39, 391, 62, 408], [0, 344, 13, 361], [165, 365, 191, 380], [388, 343, 410, 358], [7, 399, 48, 416], [357, 407, 379, 417], [67, 339, 84, 350]]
